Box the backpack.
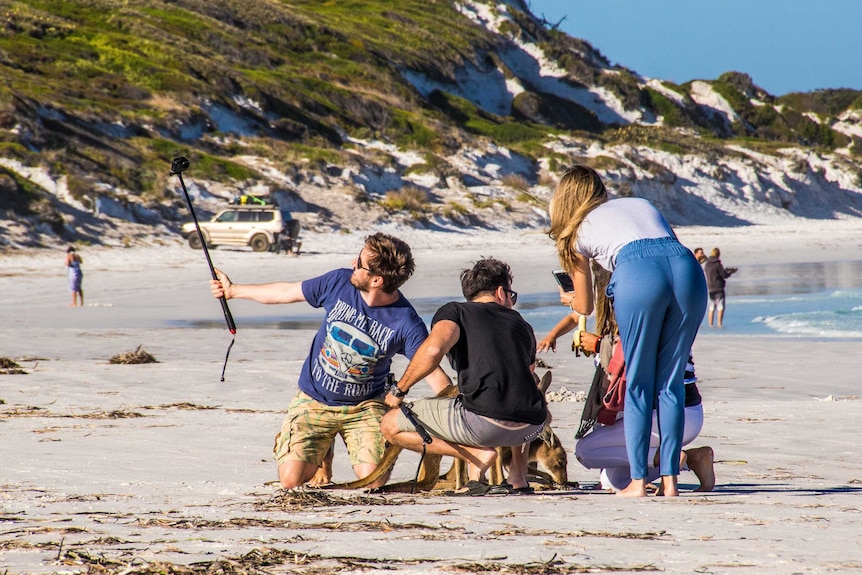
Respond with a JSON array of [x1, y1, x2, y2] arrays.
[[597, 337, 626, 425], [576, 335, 627, 436]]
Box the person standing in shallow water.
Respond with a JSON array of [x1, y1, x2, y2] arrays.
[[704, 247, 737, 328], [547, 165, 707, 497], [65, 246, 84, 307]]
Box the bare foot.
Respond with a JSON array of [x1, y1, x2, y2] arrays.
[[617, 478, 648, 498], [308, 466, 332, 487], [685, 446, 715, 492], [659, 475, 679, 497], [308, 445, 334, 487], [466, 448, 501, 482]]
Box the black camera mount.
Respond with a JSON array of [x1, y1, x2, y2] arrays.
[[170, 156, 190, 175]]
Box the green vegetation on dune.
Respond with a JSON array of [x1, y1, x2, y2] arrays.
[[1, 0, 861, 240]]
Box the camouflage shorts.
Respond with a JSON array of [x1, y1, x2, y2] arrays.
[[273, 391, 387, 467]]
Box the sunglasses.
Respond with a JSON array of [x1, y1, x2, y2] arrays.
[[504, 288, 518, 306], [355, 250, 372, 273]]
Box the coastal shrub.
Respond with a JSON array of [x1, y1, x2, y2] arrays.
[[428, 91, 546, 146], [659, 81, 687, 97], [777, 89, 862, 116], [442, 201, 469, 217], [644, 88, 688, 128], [0, 142, 40, 164], [538, 172, 556, 186], [516, 191, 543, 206], [470, 193, 497, 209], [277, 143, 344, 166], [482, 122, 546, 145], [782, 110, 845, 148], [391, 110, 441, 150], [717, 72, 759, 98], [748, 104, 780, 128], [597, 70, 644, 111], [193, 153, 260, 182], [0, 167, 48, 215], [583, 155, 626, 171], [710, 79, 751, 116], [65, 174, 93, 203], [605, 125, 721, 157], [379, 186, 429, 213], [501, 173, 530, 191]]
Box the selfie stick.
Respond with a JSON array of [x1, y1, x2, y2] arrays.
[[401, 402, 432, 494], [170, 156, 237, 381]]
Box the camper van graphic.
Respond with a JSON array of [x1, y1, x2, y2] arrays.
[[319, 321, 379, 383]]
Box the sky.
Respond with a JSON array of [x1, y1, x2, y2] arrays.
[[525, 0, 861, 96]]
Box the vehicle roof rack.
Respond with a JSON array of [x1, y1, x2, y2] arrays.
[[230, 193, 276, 206]]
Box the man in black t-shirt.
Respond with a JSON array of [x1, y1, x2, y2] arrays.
[[381, 258, 548, 494]]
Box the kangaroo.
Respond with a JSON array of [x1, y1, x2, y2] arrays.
[[323, 370, 569, 493]]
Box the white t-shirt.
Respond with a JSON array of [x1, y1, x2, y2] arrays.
[[575, 198, 674, 271]]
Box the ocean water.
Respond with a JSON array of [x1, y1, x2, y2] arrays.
[[185, 260, 862, 341], [516, 259, 862, 340]]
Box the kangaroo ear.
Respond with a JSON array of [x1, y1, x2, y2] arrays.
[[538, 370, 552, 394]]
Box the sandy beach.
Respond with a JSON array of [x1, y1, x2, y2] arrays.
[[2, 220, 862, 574]]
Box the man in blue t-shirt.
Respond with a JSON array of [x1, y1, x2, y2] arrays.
[[210, 233, 450, 489]]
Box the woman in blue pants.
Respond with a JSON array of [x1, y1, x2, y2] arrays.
[[548, 166, 707, 497]]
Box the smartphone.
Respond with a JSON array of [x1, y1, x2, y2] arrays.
[[552, 270, 575, 292]]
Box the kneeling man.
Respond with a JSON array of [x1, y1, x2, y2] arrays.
[[381, 258, 548, 494]]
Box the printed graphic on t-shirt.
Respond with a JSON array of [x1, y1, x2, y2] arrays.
[[318, 320, 379, 383], [309, 297, 399, 399]]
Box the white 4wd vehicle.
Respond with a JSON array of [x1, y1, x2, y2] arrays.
[[181, 205, 300, 253]]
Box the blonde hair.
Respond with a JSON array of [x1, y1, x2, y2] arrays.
[[548, 165, 608, 275], [591, 261, 616, 338]]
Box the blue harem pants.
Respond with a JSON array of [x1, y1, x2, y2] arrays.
[[607, 237, 707, 480]]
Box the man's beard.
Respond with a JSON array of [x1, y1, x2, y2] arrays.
[[350, 273, 372, 293]]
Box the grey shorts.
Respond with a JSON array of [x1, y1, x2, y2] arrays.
[[395, 396, 545, 448], [708, 290, 726, 311]]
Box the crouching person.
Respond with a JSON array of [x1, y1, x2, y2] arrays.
[[381, 258, 549, 495], [211, 233, 449, 489]]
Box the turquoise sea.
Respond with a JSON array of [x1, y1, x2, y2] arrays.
[[508, 259, 862, 340]]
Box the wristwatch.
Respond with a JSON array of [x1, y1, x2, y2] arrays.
[[392, 384, 408, 398]]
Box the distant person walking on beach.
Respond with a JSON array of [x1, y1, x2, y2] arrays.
[[209, 233, 450, 489], [693, 247, 707, 266], [547, 165, 707, 497], [65, 246, 84, 307], [704, 247, 737, 328]]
